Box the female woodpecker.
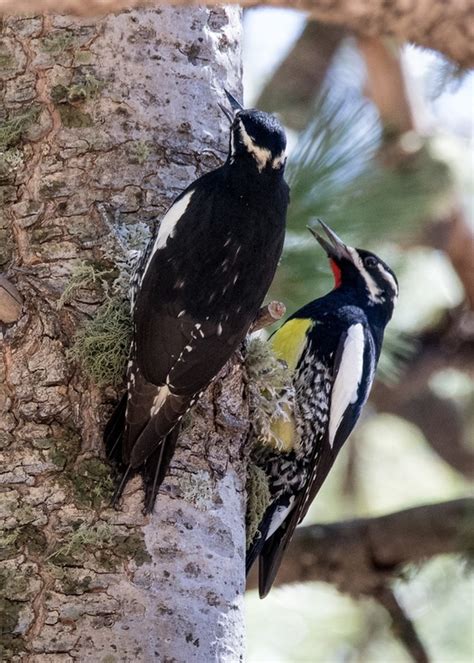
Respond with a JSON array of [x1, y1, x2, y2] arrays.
[[104, 91, 289, 513], [247, 221, 398, 597]]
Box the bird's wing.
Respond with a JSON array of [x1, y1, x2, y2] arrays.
[[126, 317, 246, 468], [297, 322, 369, 523], [122, 174, 254, 466], [258, 323, 370, 595]]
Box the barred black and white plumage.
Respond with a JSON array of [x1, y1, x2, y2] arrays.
[[247, 221, 398, 597], [104, 91, 289, 513]]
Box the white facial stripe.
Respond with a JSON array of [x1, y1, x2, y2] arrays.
[[238, 119, 272, 172], [272, 151, 286, 170], [377, 264, 398, 297], [141, 190, 193, 283], [328, 323, 365, 447], [347, 247, 383, 303]]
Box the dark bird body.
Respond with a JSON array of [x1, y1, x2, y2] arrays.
[[105, 93, 289, 512], [247, 222, 398, 597]]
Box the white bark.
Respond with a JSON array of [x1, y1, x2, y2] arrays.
[[1, 7, 246, 661]]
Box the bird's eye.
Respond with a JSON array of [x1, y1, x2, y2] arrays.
[[364, 256, 377, 268]]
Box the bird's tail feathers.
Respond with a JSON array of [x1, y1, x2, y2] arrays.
[[141, 425, 180, 513], [257, 497, 302, 598], [246, 502, 277, 576], [104, 393, 128, 465]]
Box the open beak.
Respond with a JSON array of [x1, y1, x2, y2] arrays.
[[219, 88, 244, 123], [308, 220, 353, 261]]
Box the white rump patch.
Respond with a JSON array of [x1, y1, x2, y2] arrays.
[[141, 190, 193, 283], [266, 496, 295, 539], [328, 323, 365, 447]]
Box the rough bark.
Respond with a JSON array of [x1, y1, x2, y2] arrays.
[[0, 0, 473, 67], [1, 7, 246, 661]]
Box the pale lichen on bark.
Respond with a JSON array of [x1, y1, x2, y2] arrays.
[[1, 7, 245, 661]]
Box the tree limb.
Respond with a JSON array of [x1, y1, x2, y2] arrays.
[[256, 21, 345, 130], [0, 0, 473, 67], [250, 300, 286, 332], [423, 207, 474, 309], [371, 308, 474, 479], [374, 586, 430, 663], [247, 498, 474, 593]]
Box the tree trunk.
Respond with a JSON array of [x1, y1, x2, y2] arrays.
[[1, 7, 246, 661]]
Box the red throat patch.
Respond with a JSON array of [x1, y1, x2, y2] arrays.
[[330, 259, 342, 288]]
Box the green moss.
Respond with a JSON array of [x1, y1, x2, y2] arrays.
[[38, 179, 66, 197], [75, 50, 94, 65], [0, 567, 28, 596], [56, 570, 92, 595], [103, 532, 151, 567], [48, 522, 114, 566], [41, 31, 75, 54], [0, 148, 23, 180], [0, 598, 26, 658], [49, 522, 150, 570], [0, 54, 14, 68], [0, 530, 19, 561], [129, 140, 151, 165], [245, 463, 271, 549], [69, 294, 132, 387], [68, 74, 103, 103], [69, 458, 114, 509], [58, 105, 93, 129], [245, 338, 296, 451], [58, 260, 115, 308], [50, 446, 68, 469], [47, 432, 80, 471], [0, 525, 48, 559], [0, 634, 26, 660], [0, 106, 40, 151], [178, 470, 213, 510], [51, 74, 103, 106], [0, 597, 20, 632]]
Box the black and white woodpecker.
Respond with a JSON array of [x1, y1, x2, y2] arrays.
[[104, 91, 289, 512], [247, 221, 398, 597]]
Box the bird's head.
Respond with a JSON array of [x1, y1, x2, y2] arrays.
[[220, 89, 287, 173], [310, 220, 398, 319]]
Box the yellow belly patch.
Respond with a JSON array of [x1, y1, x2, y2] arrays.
[[268, 404, 297, 453], [271, 317, 312, 371]]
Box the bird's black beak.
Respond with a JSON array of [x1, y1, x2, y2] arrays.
[[308, 220, 353, 262], [219, 89, 244, 123]]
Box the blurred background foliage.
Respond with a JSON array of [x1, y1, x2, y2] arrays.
[[242, 8, 473, 663]]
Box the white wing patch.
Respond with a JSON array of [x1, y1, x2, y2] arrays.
[[266, 496, 295, 539], [328, 323, 365, 447], [140, 190, 193, 283]]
